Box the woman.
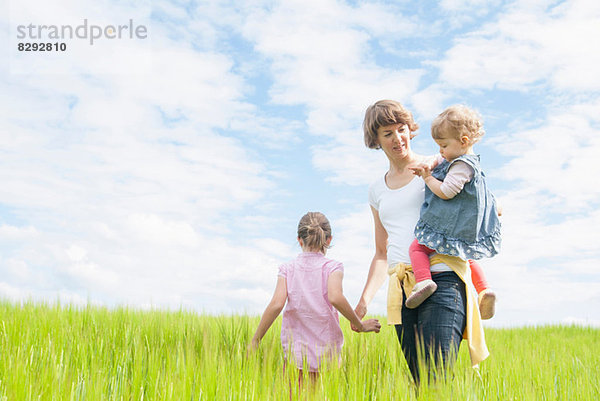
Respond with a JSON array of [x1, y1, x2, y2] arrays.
[[353, 100, 488, 385]]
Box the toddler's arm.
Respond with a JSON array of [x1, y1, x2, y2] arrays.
[[327, 270, 381, 333], [250, 276, 287, 349], [410, 163, 449, 199], [411, 160, 473, 200]]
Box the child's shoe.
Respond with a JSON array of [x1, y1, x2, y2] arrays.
[[478, 289, 496, 320], [405, 279, 437, 309]]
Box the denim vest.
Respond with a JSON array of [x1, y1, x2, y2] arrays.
[[414, 154, 501, 260]]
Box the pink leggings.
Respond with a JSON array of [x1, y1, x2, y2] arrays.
[[409, 239, 489, 294]]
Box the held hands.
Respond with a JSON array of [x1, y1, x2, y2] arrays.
[[351, 318, 381, 333], [359, 318, 381, 333], [350, 303, 366, 332], [350, 303, 380, 333]]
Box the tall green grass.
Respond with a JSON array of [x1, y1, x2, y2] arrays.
[[1, 301, 598, 400]]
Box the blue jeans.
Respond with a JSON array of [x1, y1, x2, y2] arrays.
[[394, 271, 466, 385]]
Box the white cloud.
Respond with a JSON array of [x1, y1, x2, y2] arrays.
[[0, 0, 291, 312], [491, 102, 600, 212], [482, 255, 600, 327], [244, 1, 423, 104], [410, 83, 452, 121], [436, 0, 600, 91], [126, 214, 200, 247], [0, 217, 297, 312], [0, 224, 39, 240], [438, 0, 503, 28], [311, 135, 388, 185], [240, 0, 425, 186], [440, 0, 501, 11], [0, 282, 28, 301]]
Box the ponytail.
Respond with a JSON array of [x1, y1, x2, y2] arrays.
[[297, 212, 332, 253]]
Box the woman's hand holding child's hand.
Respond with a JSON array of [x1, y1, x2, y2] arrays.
[[351, 320, 381, 333], [352, 318, 381, 333], [360, 318, 381, 333], [351, 304, 367, 332]]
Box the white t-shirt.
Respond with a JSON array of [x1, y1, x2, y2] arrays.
[[368, 173, 452, 272], [368, 175, 424, 266]]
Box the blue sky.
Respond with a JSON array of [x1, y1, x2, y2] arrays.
[[1, 0, 599, 327]]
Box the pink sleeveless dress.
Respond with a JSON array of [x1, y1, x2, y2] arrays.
[[278, 252, 344, 372]]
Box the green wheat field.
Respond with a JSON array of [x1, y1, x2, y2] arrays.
[[1, 301, 598, 400]]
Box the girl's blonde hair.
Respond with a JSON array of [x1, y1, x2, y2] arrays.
[[431, 105, 485, 144], [363, 100, 419, 149], [297, 212, 332, 253]]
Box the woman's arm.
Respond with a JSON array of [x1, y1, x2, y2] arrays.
[[355, 206, 389, 320], [250, 276, 287, 348], [328, 270, 381, 333]]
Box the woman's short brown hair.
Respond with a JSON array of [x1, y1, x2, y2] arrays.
[[363, 100, 419, 149]]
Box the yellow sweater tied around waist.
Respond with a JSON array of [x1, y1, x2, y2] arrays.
[[386, 254, 489, 367]]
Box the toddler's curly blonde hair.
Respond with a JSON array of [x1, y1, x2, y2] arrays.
[[431, 105, 485, 145]]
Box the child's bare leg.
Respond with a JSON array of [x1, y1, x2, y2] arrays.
[[469, 260, 496, 319], [406, 239, 438, 308], [297, 370, 318, 396]]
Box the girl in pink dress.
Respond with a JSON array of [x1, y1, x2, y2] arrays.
[[250, 212, 381, 382]]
